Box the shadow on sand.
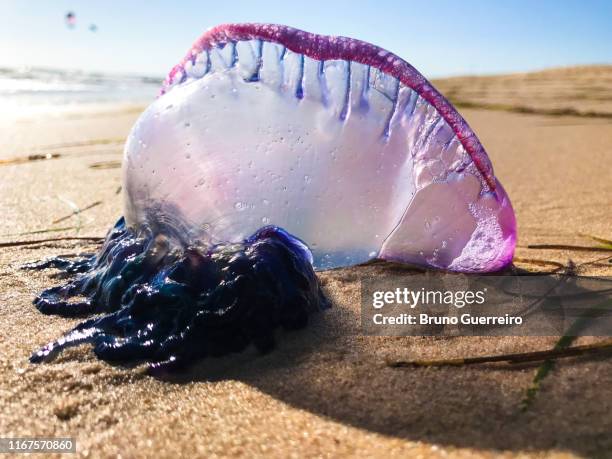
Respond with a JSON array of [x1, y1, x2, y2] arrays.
[[158, 262, 612, 457]]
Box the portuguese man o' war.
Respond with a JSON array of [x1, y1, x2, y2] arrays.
[[28, 23, 516, 372]]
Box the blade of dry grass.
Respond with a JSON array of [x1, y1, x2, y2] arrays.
[[52, 200, 102, 224], [0, 236, 103, 248], [387, 339, 612, 368], [528, 244, 612, 252]]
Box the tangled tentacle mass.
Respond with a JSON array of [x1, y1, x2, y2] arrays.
[[26, 218, 329, 373]]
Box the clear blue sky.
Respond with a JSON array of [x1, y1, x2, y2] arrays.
[[1, 0, 610, 78]]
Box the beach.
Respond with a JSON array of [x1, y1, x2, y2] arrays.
[[1, 66, 611, 458]]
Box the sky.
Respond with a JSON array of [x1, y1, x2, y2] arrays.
[[0, 0, 611, 78]]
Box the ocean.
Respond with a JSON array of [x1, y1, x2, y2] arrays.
[[0, 67, 161, 119]]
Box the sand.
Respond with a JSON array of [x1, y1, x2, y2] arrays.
[[1, 67, 611, 458], [432, 65, 612, 118]]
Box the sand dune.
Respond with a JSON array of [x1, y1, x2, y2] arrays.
[[433, 65, 612, 118]]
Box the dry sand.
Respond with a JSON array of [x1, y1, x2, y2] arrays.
[[432, 65, 612, 118], [1, 67, 612, 458]]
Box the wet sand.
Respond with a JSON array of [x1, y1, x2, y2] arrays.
[[1, 68, 611, 457]]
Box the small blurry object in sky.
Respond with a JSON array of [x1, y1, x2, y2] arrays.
[[65, 11, 76, 29], [89, 24, 98, 32]]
